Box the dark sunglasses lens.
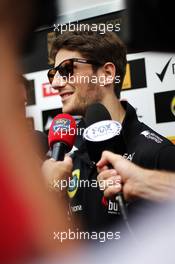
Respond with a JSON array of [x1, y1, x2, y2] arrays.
[[48, 60, 74, 84], [48, 69, 56, 84], [59, 60, 73, 79]]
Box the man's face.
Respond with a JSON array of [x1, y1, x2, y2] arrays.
[[51, 49, 104, 115]]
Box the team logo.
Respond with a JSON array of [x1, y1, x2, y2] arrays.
[[71, 204, 82, 213], [102, 197, 120, 215], [67, 169, 80, 198], [141, 130, 163, 144], [123, 152, 135, 161]]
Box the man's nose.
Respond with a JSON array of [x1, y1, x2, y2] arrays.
[[51, 72, 67, 90]]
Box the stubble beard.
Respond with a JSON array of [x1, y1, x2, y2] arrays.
[[71, 82, 104, 116]]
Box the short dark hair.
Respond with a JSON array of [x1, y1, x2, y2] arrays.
[[51, 30, 127, 98]]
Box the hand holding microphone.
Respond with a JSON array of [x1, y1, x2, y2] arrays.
[[97, 150, 175, 202], [42, 156, 73, 193], [97, 151, 135, 200], [43, 113, 76, 192]]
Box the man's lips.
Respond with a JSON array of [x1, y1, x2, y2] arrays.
[[59, 91, 74, 101]]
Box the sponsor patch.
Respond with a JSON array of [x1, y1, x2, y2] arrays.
[[141, 130, 163, 144]]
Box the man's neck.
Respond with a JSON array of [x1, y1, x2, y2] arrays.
[[101, 93, 126, 124]]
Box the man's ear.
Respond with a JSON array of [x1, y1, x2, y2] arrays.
[[103, 62, 116, 85]]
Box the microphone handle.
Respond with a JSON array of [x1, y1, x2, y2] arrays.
[[115, 192, 128, 221], [108, 164, 128, 221], [51, 142, 69, 161]]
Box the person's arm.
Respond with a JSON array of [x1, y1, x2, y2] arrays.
[[97, 151, 175, 202]]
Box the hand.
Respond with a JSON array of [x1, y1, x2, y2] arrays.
[[42, 156, 73, 193], [97, 151, 146, 200], [97, 168, 122, 198]]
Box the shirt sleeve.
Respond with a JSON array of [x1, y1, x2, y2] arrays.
[[157, 145, 175, 172]]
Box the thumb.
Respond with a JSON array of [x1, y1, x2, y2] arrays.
[[97, 151, 122, 169], [63, 155, 73, 168]]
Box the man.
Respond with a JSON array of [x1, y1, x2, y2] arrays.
[[47, 30, 175, 233]]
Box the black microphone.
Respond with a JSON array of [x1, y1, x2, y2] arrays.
[[83, 103, 128, 221], [84, 103, 123, 163]]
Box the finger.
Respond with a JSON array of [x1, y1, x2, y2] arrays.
[[64, 155, 72, 163], [97, 151, 122, 168], [49, 158, 56, 162], [104, 184, 122, 198], [97, 169, 117, 182], [98, 175, 121, 191], [63, 156, 73, 169], [97, 165, 109, 173]]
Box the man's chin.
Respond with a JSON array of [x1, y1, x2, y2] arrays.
[[62, 105, 74, 115], [62, 106, 84, 116]]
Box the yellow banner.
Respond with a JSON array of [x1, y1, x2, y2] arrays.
[[167, 136, 175, 145], [122, 63, 131, 90]]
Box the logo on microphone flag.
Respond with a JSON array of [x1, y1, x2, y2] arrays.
[[83, 120, 121, 142], [53, 119, 71, 134]]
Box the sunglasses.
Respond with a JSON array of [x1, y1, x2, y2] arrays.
[[47, 58, 101, 84]]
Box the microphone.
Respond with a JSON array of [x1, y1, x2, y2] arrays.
[[83, 103, 128, 221], [48, 113, 76, 161], [84, 103, 122, 163]]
